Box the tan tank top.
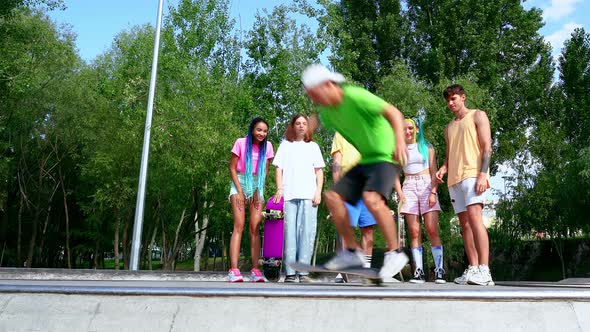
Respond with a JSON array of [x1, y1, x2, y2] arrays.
[[446, 110, 490, 187]]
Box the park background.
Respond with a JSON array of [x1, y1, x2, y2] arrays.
[[0, 0, 589, 281]]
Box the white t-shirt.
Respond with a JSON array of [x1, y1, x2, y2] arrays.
[[273, 140, 326, 200]]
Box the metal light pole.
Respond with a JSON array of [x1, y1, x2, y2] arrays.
[[130, 0, 165, 271]]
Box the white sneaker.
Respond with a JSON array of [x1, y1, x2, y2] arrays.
[[379, 250, 409, 280], [381, 275, 401, 283], [454, 266, 478, 285], [324, 249, 367, 270], [468, 266, 495, 286]]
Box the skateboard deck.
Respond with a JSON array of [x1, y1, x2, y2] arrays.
[[289, 262, 382, 285]]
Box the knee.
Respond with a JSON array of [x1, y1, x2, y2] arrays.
[[408, 224, 421, 238], [324, 190, 342, 207], [249, 224, 260, 236], [362, 192, 385, 213], [425, 224, 439, 238], [233, 222, 245, 234]]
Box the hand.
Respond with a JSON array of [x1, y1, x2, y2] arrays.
[[397, 192, 406, 205], [435, 166, 447, 184], [312, 190, 322, 207], [428, 192, 437, 207], [394, 141, 408, 166], [252, 195, 262, 211], [236, 190, 246, 211], [475, 173, 488, 195], [273, 190, 283, 203]]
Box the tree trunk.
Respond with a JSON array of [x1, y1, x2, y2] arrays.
[[39, 182, 59, 267], [160, 215, 167, 269], [93, 238, 99, 269], [57, 166, 71, 269], [122, 218, 130, 270], [193, 205, 209, 272], [114, 217, 120, 270], [148, 225, 158, 270], [166, 208, 186, 271], [17, 194, 24, 267]]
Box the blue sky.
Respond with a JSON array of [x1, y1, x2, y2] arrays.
[[48, 0, 292, 62], [47, 0, 588, 200], [47, 0, 589, 63]]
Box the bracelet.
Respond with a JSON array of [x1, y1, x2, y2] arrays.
[[430, 192, 437, 195]]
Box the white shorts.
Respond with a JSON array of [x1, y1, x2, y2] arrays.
[[448, 178, 485, 214]]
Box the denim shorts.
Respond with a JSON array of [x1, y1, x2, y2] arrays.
[[229, 173, 260, 200]]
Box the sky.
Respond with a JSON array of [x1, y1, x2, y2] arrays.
[[46, 0, 589, 201]]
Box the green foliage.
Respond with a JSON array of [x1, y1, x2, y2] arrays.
[[0, 0, 587, 277]]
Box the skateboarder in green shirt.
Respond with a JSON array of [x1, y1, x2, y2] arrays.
[[302, 64, 409, 280]]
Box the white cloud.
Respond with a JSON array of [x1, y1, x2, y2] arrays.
[[546, 22, 584, 53], [543, 0, 582, 21]]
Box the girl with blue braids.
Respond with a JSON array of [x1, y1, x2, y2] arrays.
[[394, 118, 444, 284], [273, 114, 325, 283], [228, 117, 274, 282]]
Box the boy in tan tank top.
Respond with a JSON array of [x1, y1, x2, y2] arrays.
[[435, 84, 494, 286]]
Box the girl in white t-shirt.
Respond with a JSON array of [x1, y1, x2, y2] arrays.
[[228, 117, 274, 282], [273, 114, 325, 282]]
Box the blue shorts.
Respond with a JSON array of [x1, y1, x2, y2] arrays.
[[345, 200, 377, 228]]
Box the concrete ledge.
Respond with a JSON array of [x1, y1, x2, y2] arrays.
[[0, 293, 587, 332], [0, 283, 590, 302]]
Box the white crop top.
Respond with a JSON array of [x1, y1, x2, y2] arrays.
[[403, 144, 429, 174]]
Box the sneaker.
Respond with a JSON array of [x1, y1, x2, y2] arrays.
[[323, 249, 367, 270], [379, 250, 409, 280], [284, 274, 298, 283], [227, 268, 244, 282], [409, 268, 426, 284], [381, 275, 401, 283], [299, 275, 315, 283], [454, 266, 478, 285], [434, 267, 446, 284], [249, 268, 268, 283], [334, 273, 348, 283], [468, 266, 495, 286]]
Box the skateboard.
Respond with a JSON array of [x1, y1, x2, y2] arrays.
[[289, 262, 382, 285], [261, 195, 284, 281]]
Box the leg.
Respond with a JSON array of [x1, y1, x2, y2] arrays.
[[229, 194, 246, 270], [297, 199, 318, 275], [423, 211, 442, 247], [363, 191, 398, 251], [458, 212, 479, 266], [248, 198, 263, 269], [283, 200, 298, 277], [325, 190, 358, 250], [360, 226, 374, 256], [406, 214, 425, 278], [466, 203, 489, 265], [406, 214, 422, 248]]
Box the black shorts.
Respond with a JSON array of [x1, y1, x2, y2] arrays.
[[333, 162, 401, 204]]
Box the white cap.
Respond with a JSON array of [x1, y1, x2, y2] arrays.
[[301, 64, 345, 89]]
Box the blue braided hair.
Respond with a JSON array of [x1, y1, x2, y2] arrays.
[[416, 118, 430, 164], [405, 118, 429, 164], [244, 117, 269, 200]]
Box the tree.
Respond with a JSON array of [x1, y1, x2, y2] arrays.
[[314, 0, 404, 91]]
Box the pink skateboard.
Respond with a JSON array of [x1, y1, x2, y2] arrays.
[[261, 195, 284, 281]]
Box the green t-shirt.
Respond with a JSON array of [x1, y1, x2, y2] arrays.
[[318, 85, 396, 165]]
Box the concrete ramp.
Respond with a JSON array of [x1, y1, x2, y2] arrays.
[[0, 269, 588, 332]]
